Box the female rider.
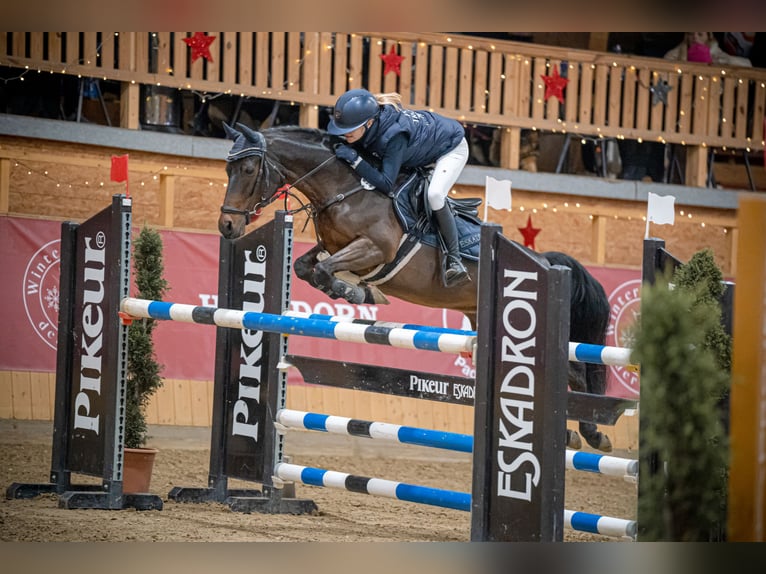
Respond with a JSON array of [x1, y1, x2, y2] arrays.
[[327, 88, 470, 287]]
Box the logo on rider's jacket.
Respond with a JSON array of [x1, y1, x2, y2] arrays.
[[606, 279, 641, 396], [23, 240, 61, 350]]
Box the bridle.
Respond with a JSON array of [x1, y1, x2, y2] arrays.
[[219, 140, 272, 225], [220, 135, 366, 227]]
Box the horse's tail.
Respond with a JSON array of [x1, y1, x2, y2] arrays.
[[543, 250, 610, 396]]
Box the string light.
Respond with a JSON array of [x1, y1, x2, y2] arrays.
[[11, 159, 226, 194], [471, 190, 728, 231]]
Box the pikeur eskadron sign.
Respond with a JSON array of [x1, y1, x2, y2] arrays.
[[471, 224, 570, 542]]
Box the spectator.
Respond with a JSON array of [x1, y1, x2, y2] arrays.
[[663, 33, 752, 185], [664, 32, 752, 67]]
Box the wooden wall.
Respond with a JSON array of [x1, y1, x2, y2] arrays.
[[0, 135, 740, 273]]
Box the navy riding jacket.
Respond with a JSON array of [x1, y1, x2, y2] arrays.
[[351, 105, 465, 193]]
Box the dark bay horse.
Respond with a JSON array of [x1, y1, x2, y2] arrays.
[[217, 123, 611, 452]]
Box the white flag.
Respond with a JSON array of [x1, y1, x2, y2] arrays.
[[645, 192, 675, 238], [647, 192, 675, 225], [484, 176, 512, 220]]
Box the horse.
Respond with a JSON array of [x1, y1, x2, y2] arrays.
[[217, 122, 612, 452]]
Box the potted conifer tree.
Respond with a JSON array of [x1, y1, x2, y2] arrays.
[[123, 224, 168, 494]]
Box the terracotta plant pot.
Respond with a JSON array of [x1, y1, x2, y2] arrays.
[[122, 447, 159, 494]]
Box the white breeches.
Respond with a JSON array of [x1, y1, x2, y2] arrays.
[[426, 137, 469, 210]]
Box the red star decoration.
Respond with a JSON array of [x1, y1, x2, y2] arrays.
[[380, 45, 405, 76], [518, 215, 541, 250], [541, 67, 569, 104], [183, 32, 216, 63]]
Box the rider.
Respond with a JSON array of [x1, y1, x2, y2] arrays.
[[327, 88, 470, 287]]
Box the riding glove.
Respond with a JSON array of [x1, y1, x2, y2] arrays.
[[335, 145, 362, 168]]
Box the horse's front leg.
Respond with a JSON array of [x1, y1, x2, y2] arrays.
[[294, 244, 323, 287], [313, 237, 386, 305], [294, 243, 344, 299]]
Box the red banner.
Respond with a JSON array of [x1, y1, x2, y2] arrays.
[[0, 216, 641, 398]]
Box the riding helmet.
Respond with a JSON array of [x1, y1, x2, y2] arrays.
[[327, 89, 379, 135]]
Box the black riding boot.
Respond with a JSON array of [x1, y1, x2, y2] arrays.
[[433, 205, 470, 287]]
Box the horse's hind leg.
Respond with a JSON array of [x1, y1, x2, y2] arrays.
[[566, 362, 586, 450], [578, 363, 612, 453]]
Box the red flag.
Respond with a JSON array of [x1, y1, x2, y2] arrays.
[[111, 154, 129, 198], [110, 154, 129, 183]]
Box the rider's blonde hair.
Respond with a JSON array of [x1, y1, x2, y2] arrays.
[[375, 92, 403, 110]]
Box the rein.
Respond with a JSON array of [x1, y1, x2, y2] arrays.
[[281, 181, 367, 235], [220, 151, 337, 225], [221, 142, 367, 231]]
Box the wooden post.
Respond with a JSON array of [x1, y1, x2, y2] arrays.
[[120, 82, 140, 129], [0, 158, 10, 214], [727, 193, 766, 541], [498, 127, 520, 170], [728, 226, 738, 277], [159, 173, 175, 227], [299, 103, 318, 129], [588, 33, 610, 52], [118, 32, 139, 130], [684, 145, 708, 188], [591, 214, 607, 264]]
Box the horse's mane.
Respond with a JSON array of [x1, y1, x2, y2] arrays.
[[263, 125, 333, 153]]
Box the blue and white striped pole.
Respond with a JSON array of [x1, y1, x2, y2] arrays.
[[568, 342, 635, 367], [275, 462, 637, 540], [275, 462, 471, 511], [120, 298, 475, 355], [564, 509, 638, 540], [284, 311, 476, 337], [122, 299, 634, 366], [276, 409, 473, 453], [287, 311, 636, 368], [566, 450, 639, 481], [277, 409, 638, 480]]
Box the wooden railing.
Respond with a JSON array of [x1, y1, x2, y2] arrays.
[[2, 32, 765, 180]]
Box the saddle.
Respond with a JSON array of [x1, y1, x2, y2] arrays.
[[356, 168, 482, 286], [390, 168, 483, 261]]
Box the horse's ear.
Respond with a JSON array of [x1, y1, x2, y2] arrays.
[[235, 122, 262, 144], [222, 122, 240, 141]]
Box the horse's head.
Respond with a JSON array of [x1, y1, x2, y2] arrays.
[[218, 122, 280, 239]]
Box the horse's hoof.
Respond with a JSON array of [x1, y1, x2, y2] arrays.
[[586, 433, 613, 453], [334, 282, 365, 305], [345, 287, 366, 305], [566, 429, 582, 450]]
